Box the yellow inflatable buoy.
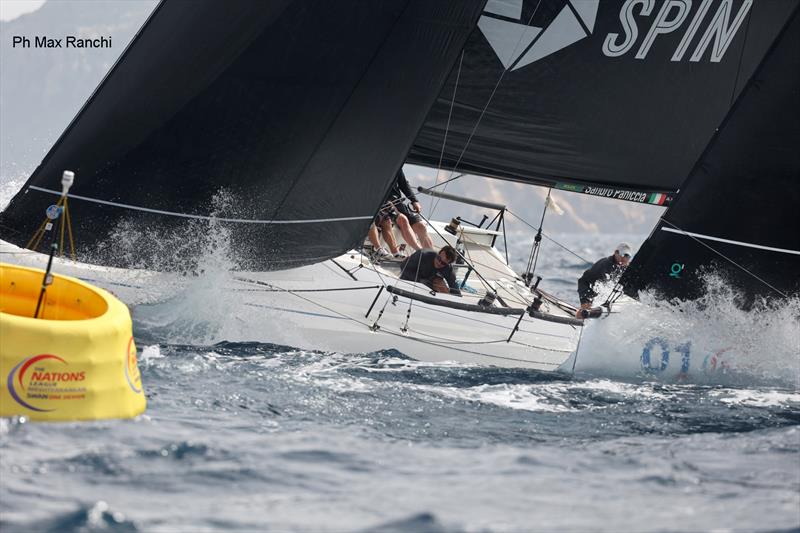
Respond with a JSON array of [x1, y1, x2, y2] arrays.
[[0, 262, 146, 421]]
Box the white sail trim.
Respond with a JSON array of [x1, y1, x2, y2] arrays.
[[28, 186, 372, 225], [661, 227, 800, 255]]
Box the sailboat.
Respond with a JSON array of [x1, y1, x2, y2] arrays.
[[1, 0, 797, 374]]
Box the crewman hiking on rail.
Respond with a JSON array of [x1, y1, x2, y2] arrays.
[[368, 169, 434, 260], [576, 242, 631, 318]]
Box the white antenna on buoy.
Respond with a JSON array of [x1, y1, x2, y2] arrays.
[[61, 170, 74, 196]]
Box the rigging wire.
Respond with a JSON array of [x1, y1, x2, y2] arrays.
[[659, 219, 790, 298], [427, 172, 466, 191], [238, 276, 568, 365], [403, 326, 572, 355], [390, 0, 544, 331], [523, 189, 551, 285], [456, 232, 531, 308], [505, 208, 590, 264], [233, 284, 381, 294], [435, 51, 463, 177], [416, 210, 500, 297], [601, 215, 793, 307], [428, 51, 465, 220], [424, 0, 544, 221], [395, 50, 468, 328], [428, 0, 545, 213]]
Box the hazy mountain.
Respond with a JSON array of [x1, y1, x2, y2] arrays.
[[0, 0, 157, 177], [0, 0, 664, 237], [405, 165, 664, 238]]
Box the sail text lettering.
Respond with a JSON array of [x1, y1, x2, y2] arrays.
[[603, 0, 753, 62]]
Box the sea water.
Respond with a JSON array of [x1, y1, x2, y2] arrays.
[[0, 203, 798, 531]]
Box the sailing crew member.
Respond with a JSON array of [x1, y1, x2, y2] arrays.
[[399, 246, 461, 296], [385, 169, 435, 250], [576, 243, 632, 318], [367, 215, 404, 260], [368, 169, 434, 260]]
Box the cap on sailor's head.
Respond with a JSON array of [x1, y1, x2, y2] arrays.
[[616, 242, 632, 257]]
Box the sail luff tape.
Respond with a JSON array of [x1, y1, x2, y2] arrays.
[[61, 170, 74, 197]]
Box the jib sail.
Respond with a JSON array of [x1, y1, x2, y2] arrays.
[[621, 4, 800, 303]]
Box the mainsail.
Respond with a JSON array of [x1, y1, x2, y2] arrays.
[[621, 4, 800, 303], [409, 0, 796, 203], [0, 0, 485, 269]]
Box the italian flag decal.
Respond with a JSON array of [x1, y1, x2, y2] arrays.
[[648, 192, 667, 205]]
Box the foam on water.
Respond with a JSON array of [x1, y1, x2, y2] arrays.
[[127, 192, 261, 345], [709, 388, 800, 408], [2, 339, 797, 532], [574, 277, 800, 389], [412, 382, 576, 413], [0, 176, 26, 211]]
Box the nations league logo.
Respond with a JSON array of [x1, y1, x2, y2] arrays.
[[124, 337, 142, 394], [6, 354, 85, 412], [478, 0, 599, 70]]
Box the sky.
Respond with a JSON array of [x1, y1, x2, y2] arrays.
[[0, 0, 46, 21]]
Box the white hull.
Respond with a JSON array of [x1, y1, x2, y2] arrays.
[[570, 298, 797, 386], [1, 241, 581, 371]]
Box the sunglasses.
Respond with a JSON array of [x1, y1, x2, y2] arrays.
[[435, 253, 452, 265]]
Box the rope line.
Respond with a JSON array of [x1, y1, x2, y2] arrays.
[[430, 0, 545, 199], [660, 219, 789, 298], [404, 326, 572, 356], [506, 208, 591, 264], [27, 186, 373, 225], [427, 173, 466, 191], [233, 282, 381, 294], [243, 275, 566, 365]]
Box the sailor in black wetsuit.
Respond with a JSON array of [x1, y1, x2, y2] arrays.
[[576, 243, 632, 318], [399, 246, 462, 296]]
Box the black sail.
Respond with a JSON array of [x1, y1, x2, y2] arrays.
[[621, 5, 800, 303], [409, 0, 797, 197], [0, 0, 485, 270]]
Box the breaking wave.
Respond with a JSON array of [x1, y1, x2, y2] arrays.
[[124, 191, 246, 344], [575, 275, 800, 389]]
